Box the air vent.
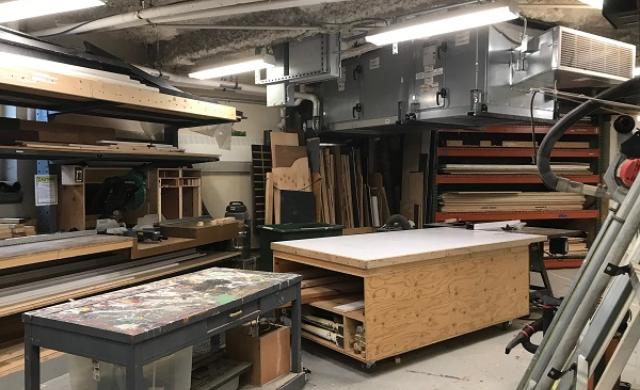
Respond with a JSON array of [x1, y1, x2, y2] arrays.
[[559, 29, 634, 79]]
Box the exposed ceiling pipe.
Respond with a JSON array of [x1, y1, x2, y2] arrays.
[[33, 0, 351, 37], [137, 66, 266, 97], [156, 24, 326, 32]]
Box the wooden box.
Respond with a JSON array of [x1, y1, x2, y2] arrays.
[[226, 324, 291, 386]]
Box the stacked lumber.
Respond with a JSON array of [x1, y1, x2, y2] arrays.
[[295, 268, 362, 304], [441, 163, 593, 175], [0, 224, 36, 240], [0, 118, 116, 145], [18, 141, 185, 155], [262, 133, 387, 229], [446, 139, 590, 149], [440, 192, 586, 212], [0, 340, 61, 378]]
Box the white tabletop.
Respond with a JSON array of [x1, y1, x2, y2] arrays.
[[271, 227, 545, 269]]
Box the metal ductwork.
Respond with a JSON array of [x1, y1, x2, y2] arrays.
[[315, 23, 635, 132]]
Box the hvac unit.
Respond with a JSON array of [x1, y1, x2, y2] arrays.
[[316, 23, 635, 131]]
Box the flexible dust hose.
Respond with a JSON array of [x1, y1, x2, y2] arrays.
[[537, 77, 640, 198]]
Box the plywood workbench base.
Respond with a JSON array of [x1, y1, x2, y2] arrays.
[[273, 235, 531, 365]]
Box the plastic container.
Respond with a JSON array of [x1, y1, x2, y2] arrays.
[[257, 223, 343, 271], [68, 346, 193, 390]]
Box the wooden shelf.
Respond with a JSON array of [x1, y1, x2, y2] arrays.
[[436, 175, 601, 185], [438, 125, 599, 135], [438, 147, 600, 158], [544, 258, 584, 269], [0, 234, 134, 271], [436, 210, 600, 222], [307, 295, 365, 322], [0, 144, 219, 164]]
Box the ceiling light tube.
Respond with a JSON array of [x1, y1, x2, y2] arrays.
[[365, 4, 519, 46], [189, 55, 276, 80], [0, 0, 105, 23]]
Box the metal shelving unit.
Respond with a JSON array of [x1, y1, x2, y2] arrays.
[[429, 124, 602, 269]]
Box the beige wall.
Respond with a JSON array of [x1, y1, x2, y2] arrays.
[[180, 101, 281, 219]]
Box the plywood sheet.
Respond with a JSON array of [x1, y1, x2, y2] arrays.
[[272, 145, 307, 168], [271, 227, 544, 269], [365, 246, 529, 361], [0, 235, 133, 270]]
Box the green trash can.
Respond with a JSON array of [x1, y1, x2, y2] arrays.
[[257, 223, 344, 271]]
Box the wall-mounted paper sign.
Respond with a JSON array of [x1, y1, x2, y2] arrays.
[[34, 175, 58, 206]]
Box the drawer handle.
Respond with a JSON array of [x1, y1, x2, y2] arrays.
[[229, 310, 243, 318]]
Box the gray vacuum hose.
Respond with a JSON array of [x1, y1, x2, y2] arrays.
[[537, 77, 640, 198]]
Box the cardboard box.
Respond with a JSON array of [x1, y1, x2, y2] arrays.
[[226, 324, 291, 386]]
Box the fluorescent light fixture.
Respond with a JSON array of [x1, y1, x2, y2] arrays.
[[365, 4, 519, 46], [578, 0, 603, 9], [0, 0, 105, 23], [189, 55, 276, 80]]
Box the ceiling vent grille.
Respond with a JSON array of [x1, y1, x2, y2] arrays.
[[559, 29, 634, 80]]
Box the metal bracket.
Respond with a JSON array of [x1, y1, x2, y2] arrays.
[[604, 263, 631, 277], [548, 363, 577, 380]]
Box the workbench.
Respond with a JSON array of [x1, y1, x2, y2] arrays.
[[271, 227, 545, 365], [23, 268, 305, 390]]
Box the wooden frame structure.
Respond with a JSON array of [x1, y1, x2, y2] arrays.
[[272, 228, 544, 365]]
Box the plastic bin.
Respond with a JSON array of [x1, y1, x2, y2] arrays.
[[257, 223, 343, 271], [68, 346, 193, 390]]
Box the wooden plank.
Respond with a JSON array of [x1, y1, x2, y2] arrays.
[[271, 227, 545, 270], [435, 210, 601, 222], [301, 275, 353, 289], [272, 145, 307, 168], [401, 172, 424, 226], [58, 184, 85, 231], [0, 64, 237, 121], [0, 235, 133, 270], [265, 172, 274, 225], [270, 132, 299, 159], [364, 247, 530, 361], [302, 281, 363, 304]]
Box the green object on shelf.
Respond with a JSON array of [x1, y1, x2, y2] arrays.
[[257, 223, 343, 271]]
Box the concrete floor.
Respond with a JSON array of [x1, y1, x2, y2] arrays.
[[300, 269, 578, 390]]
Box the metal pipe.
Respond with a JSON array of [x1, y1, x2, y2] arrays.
[[157, 23, 326, 32], [33, 0, 351, 36], [137, 66, 266, 96]]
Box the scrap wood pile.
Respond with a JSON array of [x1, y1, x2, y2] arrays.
[[440, 191, 587, 212], [0, 218, 36, 240], [263, 131, 391, 229]]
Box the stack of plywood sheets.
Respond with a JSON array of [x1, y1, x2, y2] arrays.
[[441, 163, 593, 175], [0, 224, 36, 240], [295, 268, 362, 304], [445, 140, 590, 149], [440, 192, 586, 212]]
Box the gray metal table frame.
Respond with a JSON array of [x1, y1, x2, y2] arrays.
[[23, 281, 304, 390]]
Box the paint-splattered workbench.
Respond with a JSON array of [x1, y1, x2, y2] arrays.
[[271, 227, 545, 366], [23, 268, 304, 390]]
